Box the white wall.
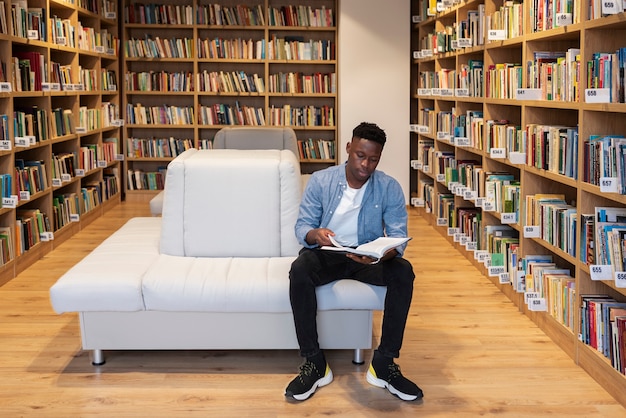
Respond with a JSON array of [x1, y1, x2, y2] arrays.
[[339, 0, 410, 202]]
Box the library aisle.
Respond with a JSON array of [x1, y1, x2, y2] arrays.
[[0, 202, 624, 417]]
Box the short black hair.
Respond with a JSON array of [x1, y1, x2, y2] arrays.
[[352, 122, 386, 148]]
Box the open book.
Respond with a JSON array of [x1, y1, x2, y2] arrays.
[[321, 235, 412, 260]]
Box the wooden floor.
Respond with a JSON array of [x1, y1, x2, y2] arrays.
[[1, 201, 625, 417]]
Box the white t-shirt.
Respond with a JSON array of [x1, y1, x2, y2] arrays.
[[326, 181, 368, 247]]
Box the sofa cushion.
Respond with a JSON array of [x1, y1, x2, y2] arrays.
[[142, 255, 386, 313], [49, 218, 162, 313], [160, 149, 302, 258]]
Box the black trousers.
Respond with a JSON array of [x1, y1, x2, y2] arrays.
[[289, 247, 415, 359]]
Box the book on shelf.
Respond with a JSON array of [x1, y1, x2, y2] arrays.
[[321, 235, 411, 261], [594, 206, 626, 269]]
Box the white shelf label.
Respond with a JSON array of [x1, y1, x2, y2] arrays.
[[524, 291, 540, 304], [447, 227, 460, 236], [437, 131, 450, 141], [2, 195, 17, 208], [440, 88, 454, 97], [411, 15, 422, 24], [61, 173, 72, 182], [76, 127, 87, 134], [489, 265, 506, 277], [95, 46, 106, 53], [75, 169, 85, 177], [590, 264, 613, 281], [459, 235, 469, 245], [421, 49, 433, 57], [0, 140, 11, 151], [602, 0, 620, 14], [465, 241, 477, 251], [555, 13, 573, 26], [52, 178, 62, 187], [585, 88, 610, 103], [27, 29, 39, 40], [457, 38, 472, 48], [454, 137, 470, 147], [74, 84, 85, 91], [412, 197, 425, 207], [509, 152, 526, 165], [490, 148, 506, 158], [488, 29, 507, 41], [455, 88, 469, 97], [417, 88, 432, 96], [616, 271, 626, 288], [0, 82, 11, 92], [413, 50, 423, 59], [115, 153, 125, 161], [483, 200, 495, 211], [499, 272, 510, 284], [417, 125, 430, 134], [475, 251, 489, 262], [70, 213, 80, 222], [105, 12, 117, 19], [501, 212, 516, 224], [431, 88, 441, 96], [451, 40, 458, 50], [56, 36, 67, 46], [40, 231, 54, 241], [19, 191, 30, 201], [97, 160, 107, 168], [437, 218, 448, 226], [528, 297, 548, 311], [475, 197, 484, 208], [599, 177, 619, 193], [523, 225, 541, 238], [464, 190, 477, 200], [436, 174, 446, 182], [14, 137, 29, 147], [515, 88, 542, 100]]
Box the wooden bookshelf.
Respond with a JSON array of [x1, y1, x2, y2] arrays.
[[121, 0, 338, 196], [411, 0, 626, 407], [0, 0, 122, 286]]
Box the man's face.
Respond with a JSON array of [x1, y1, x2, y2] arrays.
[[345, 137, 383, 188]]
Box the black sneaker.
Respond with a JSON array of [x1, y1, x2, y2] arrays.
[[366, 355, 423, 401], [285, 360, 333, 401]]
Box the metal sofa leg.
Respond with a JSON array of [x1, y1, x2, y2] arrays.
[[91, 349, 105, 366], [352, 348, 364, 365]]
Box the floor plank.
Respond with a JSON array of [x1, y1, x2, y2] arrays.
[[0, 202, 625, 417]]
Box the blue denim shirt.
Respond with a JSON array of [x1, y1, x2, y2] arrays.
[[295, 163, 409, 256]]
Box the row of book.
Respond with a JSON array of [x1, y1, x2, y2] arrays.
[[525, 193, 577, 257], [14, 107, 49, 143], [197, 70, 264, 94], [126, 137, 195, 159], [124, 37, 194, 59], [580, 206, 626, 272], [50, 15, 75, 48], [77, 24, 118, 56], [123, 3, 335, 28], [15, 159, 47, 198], [196, 37, 259, 60], [268, 37, 335, 61], [198, 103, 265, 126], [527, 49, 581, 102], [268, 72, 336, 94], [125, 71, 193, 93], [531, 0, 581, 32], [197, 4, 264, 26], [127, 104, 195, 126], [583, 135, 626, 195], [126, 168, 167, 191], [296, 138, 335, 161], [267, 104, 335, 127], [581, 295, 626, 375], [124, 4, 195, 25], [10, 1, 46, 40]]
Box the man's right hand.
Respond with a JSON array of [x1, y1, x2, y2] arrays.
[[306, 228, 335, 247]]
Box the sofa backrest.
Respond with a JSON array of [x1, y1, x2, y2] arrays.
[[213, 127, 299, 158], [159, 149, 302, 258]]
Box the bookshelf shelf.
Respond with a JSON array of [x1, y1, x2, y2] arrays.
[[122, 0, 338, 194], [0, 0, 122, 287], [411, 0, 626, 406]]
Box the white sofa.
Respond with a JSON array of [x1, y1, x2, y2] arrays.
[[50, 149, 386, 365]]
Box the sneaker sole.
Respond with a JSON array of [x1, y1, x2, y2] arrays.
[[288, 369, 334, 401], [366, 367, 421, 401]]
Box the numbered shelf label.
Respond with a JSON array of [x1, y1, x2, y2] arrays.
[[52, 178, 62, 187], [455, 88, 469, 97], [417, 88, 431, 96], [40, 231, 54, 241], [440, 88, 454, 97], [457, 38, 472, 48], [115, 154, 125, 161], [599, 177, 619, 193], [590, 264, 612, 281], [488, 29, 506, 41], [0, 140, 11, 151], [464, 189, 477, 200], [70, 213, 80, 222], [501, 212, 516, 224], [447, 227, 459, 236], [2, 195, 17, 208], [61, 173, 72, 182], [465, 241, 477, 251], [454, 137, 470, 147], [616, 271, 626, 288], [602, 0, 621, 14], [528, 297, 548, 311], [515, 88, 542, 100], [555, 13, 572, 26], [0, 82, 12, 92], [19, 191, 30, 201], [97, 160, 107, 168], [14, 137, 29, 147], [437, 131, 450, 141], [523, 225, 541, 238], [417, 125, 430, 134], [436, 218, 448, 227], [488, 265, 506, 277], [482, 200, 495, 212], [499, 272, 510, 284], [411, 197, 425, 207], [475, 250, 489, 262], [490, 148, 506, 159], [436, 174, 446, 182], [75, 169, 85, 177], [585, 88, 610, 103], [508, 152, 526, 165]]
